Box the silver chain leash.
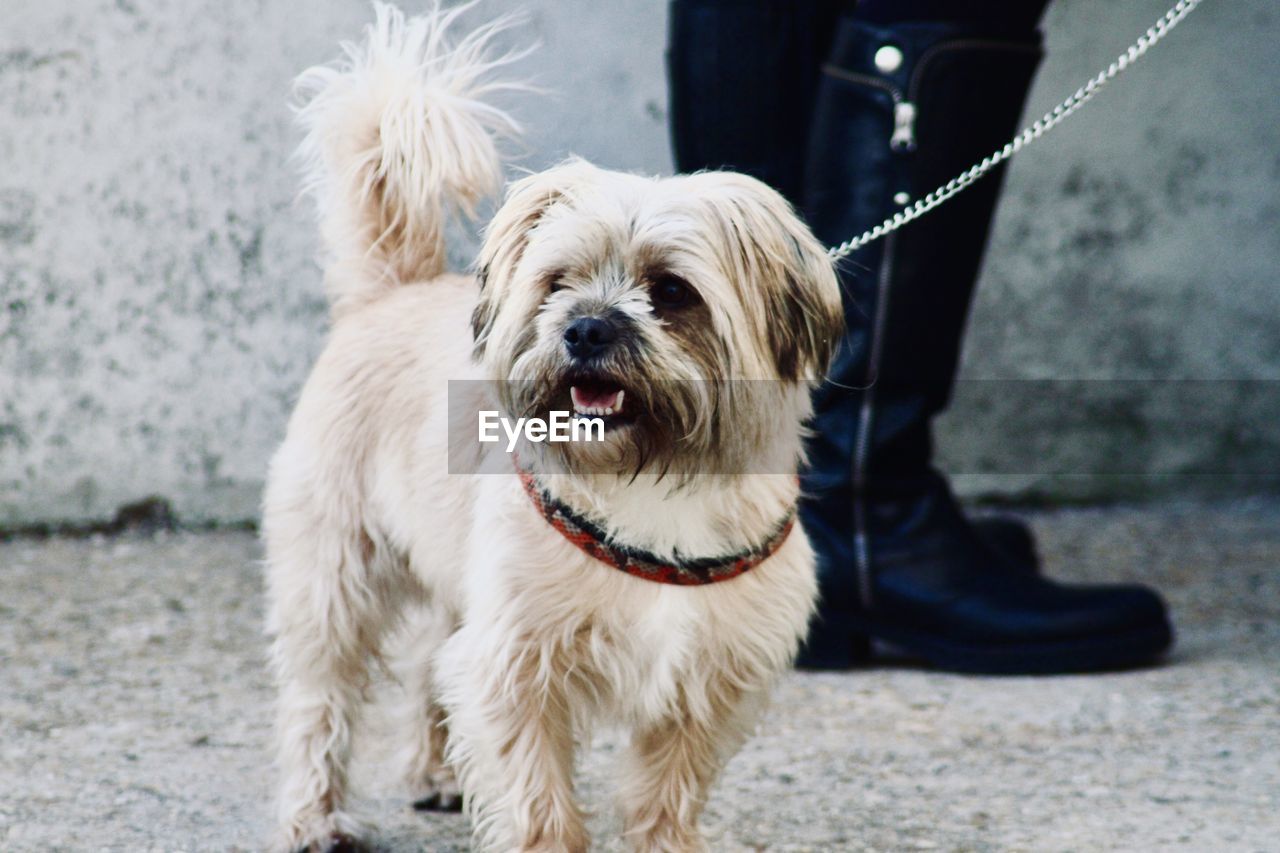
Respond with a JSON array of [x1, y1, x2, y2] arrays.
[[828, 0, 1207, 261]]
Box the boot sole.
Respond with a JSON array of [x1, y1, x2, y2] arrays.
[[801, 619, 1174, 675]]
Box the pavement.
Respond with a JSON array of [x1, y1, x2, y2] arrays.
[[2, 499, 1278, 852]]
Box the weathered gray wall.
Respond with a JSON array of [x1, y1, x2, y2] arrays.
[[943, 0, 1280, 500], [1, 0, 1276, 528]]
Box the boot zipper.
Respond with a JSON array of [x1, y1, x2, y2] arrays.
[[821, 65, 916, 152], [851, 232, 897, 609], [890, 102, 917, 152], [826, 39, 1038, 154]]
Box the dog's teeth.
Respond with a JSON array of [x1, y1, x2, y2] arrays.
[[569, 387, 626, 419]]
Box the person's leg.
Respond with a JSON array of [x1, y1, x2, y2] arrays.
[[797, 0, 1174, 671], [667, 0, 1041, 571], [667, 0, 844, 206]]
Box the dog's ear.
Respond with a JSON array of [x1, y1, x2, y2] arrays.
[[472, 160, 599, 359], [694, 173, 845, 382]]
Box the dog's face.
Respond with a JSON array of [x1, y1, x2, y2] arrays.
[[473, 160, 843, 477]]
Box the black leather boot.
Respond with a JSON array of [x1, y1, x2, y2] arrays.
[[667, 0, 1042, 573], [797, 18, 1174, 672]]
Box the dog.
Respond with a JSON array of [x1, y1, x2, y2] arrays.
[[263, 3, 844, 851]]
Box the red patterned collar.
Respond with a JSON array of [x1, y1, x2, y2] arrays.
[[517, 468, 796, 586]]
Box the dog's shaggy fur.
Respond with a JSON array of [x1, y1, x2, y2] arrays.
[[264, 3, 844, 851]]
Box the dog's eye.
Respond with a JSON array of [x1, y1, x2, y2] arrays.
[[548, 277, 565, 294], [651, 276, 693, 310]]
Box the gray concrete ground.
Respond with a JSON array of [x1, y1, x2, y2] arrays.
[[2, 499, 1278, 852]]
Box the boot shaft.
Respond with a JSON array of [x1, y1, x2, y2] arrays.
[[806, 18, 1043, 414], [799, 19, 1043, 613]]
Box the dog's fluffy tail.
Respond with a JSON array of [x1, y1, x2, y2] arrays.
[[295, 1, 524, 312]]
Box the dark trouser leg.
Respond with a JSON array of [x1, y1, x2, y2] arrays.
[[667, 0, 844, 206]]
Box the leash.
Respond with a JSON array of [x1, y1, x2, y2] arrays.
[[828, 0, 1207, 260]]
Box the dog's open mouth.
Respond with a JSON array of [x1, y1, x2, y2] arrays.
[[567, 377, 636, 428]]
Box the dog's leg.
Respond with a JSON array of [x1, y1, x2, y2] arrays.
[[267, 528, 400, 853], [438, 627, 589, 852], [405, 697, 461, 812], [619, 681, 766, 853], [398, 609, 462, 813]]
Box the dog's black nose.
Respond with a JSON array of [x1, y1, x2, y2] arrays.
[[563, 316, 618, 360]]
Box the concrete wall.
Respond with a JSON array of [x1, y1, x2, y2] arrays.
[[1, 0, 1276, 528]]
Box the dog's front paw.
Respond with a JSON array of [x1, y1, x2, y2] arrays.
[[411, 776, 464, 813], [631, 828, 710, 853], [293, 832, 369, 853], [412, 791, 463, 812], [275, 811, 369, 853]]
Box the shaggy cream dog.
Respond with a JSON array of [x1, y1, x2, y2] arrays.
[[264, 3, 843, 851]]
